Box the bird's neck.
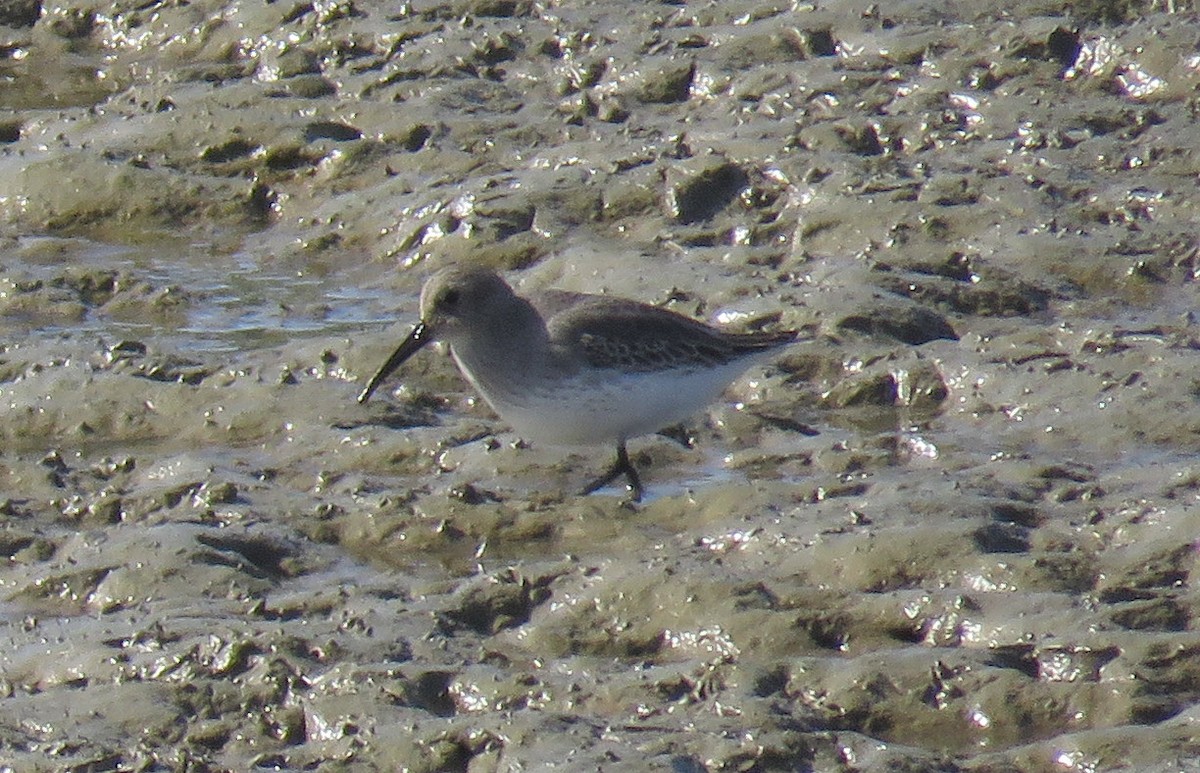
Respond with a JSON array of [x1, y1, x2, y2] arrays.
[[450, 296, 550, 384]]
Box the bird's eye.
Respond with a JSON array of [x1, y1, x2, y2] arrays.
[[439, 288, 460, 309]]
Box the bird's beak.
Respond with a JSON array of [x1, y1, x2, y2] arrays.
[[357, 321, 432, 404]]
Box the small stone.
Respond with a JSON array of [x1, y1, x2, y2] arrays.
[[664, 159, 749, 224], [836, 303, 958, 345], [0, 0, 41, 27], [638, 60, 695, 104]]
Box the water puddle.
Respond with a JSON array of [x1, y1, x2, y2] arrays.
[[2, 233, 400, 352]]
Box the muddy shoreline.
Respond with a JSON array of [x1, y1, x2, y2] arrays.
[[3, 1, 1200, 770]]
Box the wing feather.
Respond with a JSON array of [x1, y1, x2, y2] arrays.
[[541, 294, 795, 373]]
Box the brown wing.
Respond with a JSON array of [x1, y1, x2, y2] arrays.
[[543, 294, 796, 373]]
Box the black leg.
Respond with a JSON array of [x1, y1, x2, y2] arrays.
[[618, 442, 644, 502], [581, 441, 644, 501]]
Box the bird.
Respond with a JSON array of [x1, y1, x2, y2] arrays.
[[357, 265, 797, 501]]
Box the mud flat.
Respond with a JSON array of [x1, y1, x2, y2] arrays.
[[3, 0, 1200, 770]]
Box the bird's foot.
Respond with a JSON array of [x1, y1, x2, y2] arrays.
[[580, 442, 644, 502]]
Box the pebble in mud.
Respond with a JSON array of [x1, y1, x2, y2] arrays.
[[4, 0, 1200, 771]]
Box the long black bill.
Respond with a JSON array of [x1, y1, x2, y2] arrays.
[[356, 321, 432, 404]]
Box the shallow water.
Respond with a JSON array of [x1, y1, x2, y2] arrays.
[[3, 234, 397, 351]]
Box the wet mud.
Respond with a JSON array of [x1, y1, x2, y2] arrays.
[[3, 0, 1200, 770]]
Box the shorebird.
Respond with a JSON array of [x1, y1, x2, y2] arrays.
[[358, 266, 796, 501]]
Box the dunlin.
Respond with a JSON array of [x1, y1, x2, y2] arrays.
[[358, 266, 796, 501]]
